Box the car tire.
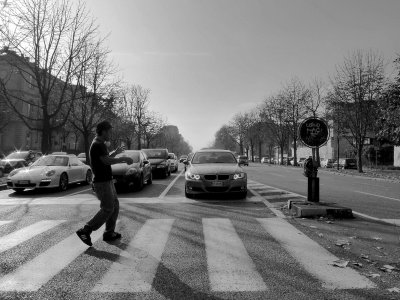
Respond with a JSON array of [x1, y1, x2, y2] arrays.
[[13, 188, 25, 194], [84, 170, 92, 185], [147, 172, 153, 185], [59, 173, 69, 191], [136, 174, 144, 191], [164, 168, 168, 179], [168, 169, 171, 177]]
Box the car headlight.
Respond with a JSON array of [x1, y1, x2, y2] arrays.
[[9, 169, 20, 177], [186, 172, 201, 180], [126, 168, 137, 175], [45, 170, 56, 177], [233, 172, 246, 180]]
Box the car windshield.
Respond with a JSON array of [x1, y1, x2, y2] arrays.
[[77, 153, 85, 158], [142, 149, 168, 159], [6, 152, 29, 159], [192, 152, 237, 164], [239, 156, 248, 159], [32, 156, 69, 167], [115, 151, 140, 163]]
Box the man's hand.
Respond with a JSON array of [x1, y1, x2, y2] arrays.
[[113, 146, 125, 156]]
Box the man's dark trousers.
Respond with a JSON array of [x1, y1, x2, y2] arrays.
[[87, 180, 119, 232]]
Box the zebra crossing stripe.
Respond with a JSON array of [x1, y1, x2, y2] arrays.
[[257, 218, 376, 289], [0, 220, 13, 227], [203, 218, 268, 292], [0, 220, 65, 254], [0, 225, 105, 291], [92, 219, 175, 292]]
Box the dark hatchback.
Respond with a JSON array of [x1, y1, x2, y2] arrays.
[[184, 149, 247, 199], [111, 150, 152, 190], [142, 148, 171, 178]]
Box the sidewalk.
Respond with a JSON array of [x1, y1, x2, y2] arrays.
[[321, 167, 400, 183]]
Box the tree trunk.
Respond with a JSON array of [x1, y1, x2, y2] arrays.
[[137, 130, 142, 150], [258, 141, 262, 162], [251, 142, 255, 162], [41, 117, 52, 154], [126, 139, 131, 150], [280, 146, 284, 165], [357, 144, 363, 173], [293, 139, 297, 166]]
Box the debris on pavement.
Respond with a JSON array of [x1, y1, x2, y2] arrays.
[[366, 273, 380, 278], [335, 239, 350, 247], [380, 265, 398, 273], [326, 221, 334, 224], [387, 287, 400, 293], [309, 225, 317, 229], [317, 233, 324, 237], [352, 262, 363, 267], [331, 259, 349, 268], [372, 236, 382, 241]]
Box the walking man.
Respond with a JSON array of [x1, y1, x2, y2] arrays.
[[76, 121, 133, 246]]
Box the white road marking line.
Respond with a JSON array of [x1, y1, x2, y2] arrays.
[[158, 170, 184, 198], [381, 219, 400, 226], [355, 191, 400, 203], [93, 219, 174, 292], [0, 220, 13, 227], [0, 220, 65, 254], [56, 188, 92, 198], [257, 218, 375, 290], [0, 225, 105, 291], [203, 218, 267, 292]]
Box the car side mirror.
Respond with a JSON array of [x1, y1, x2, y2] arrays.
[[143, 160, 149, 165]]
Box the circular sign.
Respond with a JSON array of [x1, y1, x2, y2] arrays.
[[299, 117, 330, 148]]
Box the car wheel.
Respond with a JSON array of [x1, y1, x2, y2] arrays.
[[13, 188, 25, 194], [136, 174, 144, 191], [59, 173, 69, 191], [168, 169, 171, 177], [164, 168, 169, 179], [85, 170, 92, 185], [147, 172, 153, 185]]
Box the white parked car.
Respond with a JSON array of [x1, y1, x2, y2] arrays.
[[168, 153, 179, 173], [6, 155, 92, 193]]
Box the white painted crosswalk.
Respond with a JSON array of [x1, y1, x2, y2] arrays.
[[0, 217, 374, 293], [93, 219, 175, 292]]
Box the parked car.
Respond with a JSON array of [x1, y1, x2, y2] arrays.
[[142, 148, 171, 178], [298, 157, 307, 167], [179, 155, 188, 163], [77, 153, 87, 164], [0, 150, 42, 177], [6, 154, 92, 193], [333, 158, 357, 170], [112, 150, 152, 190], [320, 158, 335, 168], [261, 157, 269, 164], [238, 155, 249, 166], [184, 149, 247, 199], [168, 153, 179, 173]]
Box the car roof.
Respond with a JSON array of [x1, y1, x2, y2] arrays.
[[196, 149, 233, 153]]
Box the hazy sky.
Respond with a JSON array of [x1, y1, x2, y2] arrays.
[[84, 0, 400, 151]]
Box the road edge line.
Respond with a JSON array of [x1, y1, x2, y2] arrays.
[[159, 170, 184, 199]]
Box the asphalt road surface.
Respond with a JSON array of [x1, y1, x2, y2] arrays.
[[0, 164, 398, 300]]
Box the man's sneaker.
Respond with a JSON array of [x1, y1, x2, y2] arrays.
[[76, 229, 92, 246], [103, 231, 122, 242]]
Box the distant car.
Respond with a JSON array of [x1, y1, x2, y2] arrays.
[[0, 150, 42, 177], [77, 153, 87, 164], [261, 157, 269, 164], [321, 158, 335, 168], [298, 157, 307, 167], [168, 153, 179, 173], [333, 158, 357, 170], [184, 149, 247, 199], [238, 155, 249, 166], [6, 155, 92, 193], [111, 150, 152, 190], [142, 148, 171, 178]]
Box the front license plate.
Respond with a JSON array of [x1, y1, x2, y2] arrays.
[[211, 181, 223, 187], [18, 180, 29, 184]]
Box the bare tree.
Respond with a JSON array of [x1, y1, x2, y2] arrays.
[[328, 50, 385, 172], [0, 0, 98, 153], [68, 38, 118, 164], [261, 94, 289, 165], [281, 78, 309, 166], [142, 112, 165, 148]]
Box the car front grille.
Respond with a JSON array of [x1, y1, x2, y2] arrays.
[[15, 183, 36, 188], [204, 174, 230, 181]]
